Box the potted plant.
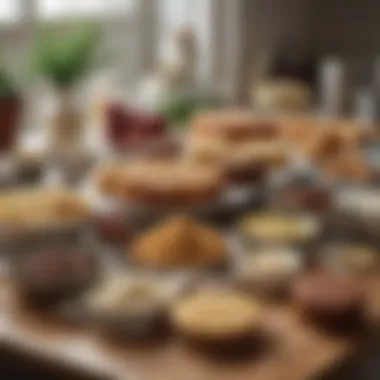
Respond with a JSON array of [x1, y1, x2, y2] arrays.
[[0, 65, 22, 152], [31, 24, 101, 154]]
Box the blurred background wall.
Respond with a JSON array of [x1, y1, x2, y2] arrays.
[[312, 0, 380, 57], [238, 0, 380, 105], [0, 0, 379, 106], [243, 0, 380, 56]]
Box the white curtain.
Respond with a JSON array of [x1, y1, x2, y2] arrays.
[[0, 0, 22, 22], [159, 0, 215, 88], [159, 0, 193, 60], [37, 0, 136, 19]]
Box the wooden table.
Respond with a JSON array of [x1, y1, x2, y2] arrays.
[[1, 271, 380, 380]]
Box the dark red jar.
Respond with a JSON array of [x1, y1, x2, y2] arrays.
[[0, 96, 22, 152]]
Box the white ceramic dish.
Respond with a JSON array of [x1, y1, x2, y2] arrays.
[[79, 273, 187, 340], [234, 246, 303, 296], [336, 186, 380, 236]]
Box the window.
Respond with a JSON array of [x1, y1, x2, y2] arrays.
[[37, 0, 136, 20], [0, 0, 144, 88], [0, 0, 22, 23], [0, 0, 226, 98], [161, 0, 193, 30], [159, 0, 215, 85], [0, 0, 136, 24]]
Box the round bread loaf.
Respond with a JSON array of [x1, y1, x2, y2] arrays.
[[98, 160, 223, 207], [191, 109, 279, 143]]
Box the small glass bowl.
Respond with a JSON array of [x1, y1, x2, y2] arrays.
[[80, 273, 186, 341], [237, 210, 322, 258], [234, 246, 304, 298]]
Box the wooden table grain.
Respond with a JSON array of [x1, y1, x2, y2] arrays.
[[1, 272, 380, 380]]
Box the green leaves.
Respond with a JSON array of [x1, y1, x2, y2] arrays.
[[157, 92, 223, 127], [0, 65, 16, 99], [31, 23, 101, 90]]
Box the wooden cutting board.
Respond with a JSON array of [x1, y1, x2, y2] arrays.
[[1, 273, 380, 380]]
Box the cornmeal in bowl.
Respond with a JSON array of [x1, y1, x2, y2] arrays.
[[239, 212, 319, 245], [171, 289, 262, 347]]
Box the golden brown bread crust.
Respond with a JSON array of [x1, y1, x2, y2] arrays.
[[97, 166, 125, 197], [187, 139, 287, 184], [309, 130, 347, 162], [191, 110, 279, 143], [131, 217, 227, 268], [280, 116, 371, 141], [0, 189, 90, 228], [279, 117, 372, 163], [97, 160, 224, 206], [227, 141, 289, 168], [188, 110, 285, 184], [325, 120, 373, 145], [321, 151, 373, 182], [225, 142, 288, 183]]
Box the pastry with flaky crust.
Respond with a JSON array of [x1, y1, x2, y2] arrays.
[[191, 109, 279, 143], [325, 120, 373, 146], [279, 117, 371, 164], [188, 110, 284, 183], [187, 139, 287, 183], [0, 189, 90, 229], [97, 160, 223, 206], [321, 151, 372, 182], [227, 141, 288, 169]]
